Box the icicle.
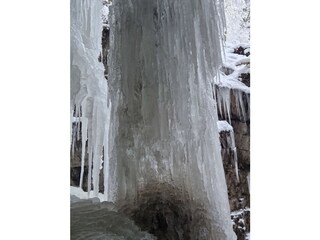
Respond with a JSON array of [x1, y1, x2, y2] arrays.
[[70, 106, 74, 146], [215, 86, 232, 123], [87, 132, 93, 198], [76, 105, 81, 141], [229, 128, 240, 183], [71, 0, 109, 198], [103, 102, 111, 201], [233, 89, 246, 121], [219, 87, 231, 123], [71, 106, 78, 159], [216, 88, 223, 119], [238, 90, 246, 121], [79, 106, 88, 189]]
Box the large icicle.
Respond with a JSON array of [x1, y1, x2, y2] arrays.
[[79, 115, 88, 189], [103, 104, 111, 201], [215, 85, 250, 122], [71, 0, 110, 198], [216, 87, 232, 123], [108, 1, 236, 239]]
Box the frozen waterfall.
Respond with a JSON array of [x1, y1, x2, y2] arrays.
[[107, 0, 235, 239], [71, 0, 236, 239]]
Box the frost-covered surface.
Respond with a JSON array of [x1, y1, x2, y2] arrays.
[[216, 45, 250, 93], [217, 120, 233, 132], [71, 0, 111, 198], [230, 207, 250, 216], [70, 186, 107, 202], [215, 43, 250, 123], [102, 5, 109, 27], [108, 0, 235, 239], [224, 0, 250, 44]]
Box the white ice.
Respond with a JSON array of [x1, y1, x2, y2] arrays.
[[71, 0, 111, 197], [107, 0, 236, 239]]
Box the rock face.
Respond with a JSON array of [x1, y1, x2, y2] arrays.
[[217, 45, 250, 240]]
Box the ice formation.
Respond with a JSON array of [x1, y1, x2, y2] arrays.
[[71, 0, 111, 198], [215, 44, 250, 123], [107, 0, 236, 239]]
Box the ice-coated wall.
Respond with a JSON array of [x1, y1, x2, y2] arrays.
[[71, 0, 111, 198], [108, 0, 236, 239]]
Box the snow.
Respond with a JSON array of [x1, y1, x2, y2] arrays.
[[214, 43, 250, 123], [230, 208, 250, 216], [70, 186, 106, 202], [216, 46, 250, 94], [102, 3, 111, 28], [217, 120, 233, 132], [224, 0, 250, 44], [216, 75, 250, 93]]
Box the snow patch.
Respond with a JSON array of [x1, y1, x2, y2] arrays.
[[70, 186, 107, 202], [217, 120, 233, 132]]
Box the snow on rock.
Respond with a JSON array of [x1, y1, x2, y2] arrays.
[[214, 43, 250, 123], [216, 45, 250, 93], [230, 208, 250, 240], [216, 77, 249, 94], [70, 186, 107, 202], [218, 120, 233, 132]]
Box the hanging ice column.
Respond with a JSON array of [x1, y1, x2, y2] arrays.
[[71, 0, 111, 199], [108, 0, 236, 239]]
